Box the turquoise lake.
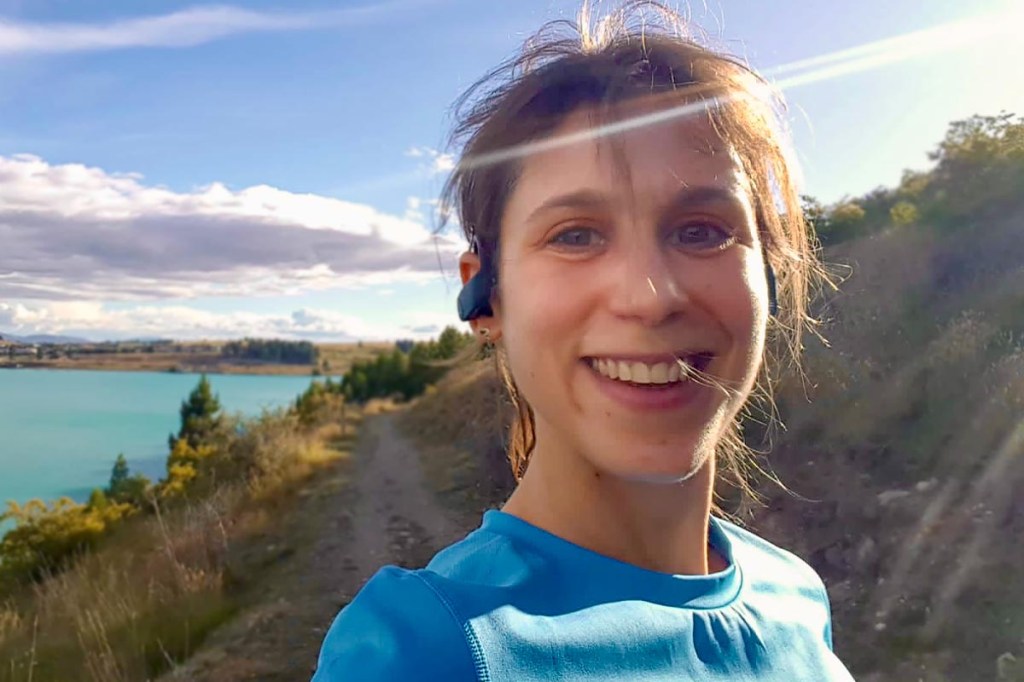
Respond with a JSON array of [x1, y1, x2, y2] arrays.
[[0, 369, 318, 511]]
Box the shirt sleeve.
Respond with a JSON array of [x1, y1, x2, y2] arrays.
[[311, 566, 477, 682], [817, 576, 835, 652]]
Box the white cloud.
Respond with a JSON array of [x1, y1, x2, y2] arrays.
[[0, 153, 462, 302], [405, 146, 455, 174], [432, 153, 455, 173], [0, 1, 438, 56], [403, 195, 425, 223], [0, 300, 458, 342]]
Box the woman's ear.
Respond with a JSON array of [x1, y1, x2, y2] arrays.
[[459, 250, 481, 286], [458, 250, 502, 342]]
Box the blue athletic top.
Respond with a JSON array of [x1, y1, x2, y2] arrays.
[[313, 510, 853, 681]]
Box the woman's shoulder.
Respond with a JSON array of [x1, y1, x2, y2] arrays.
[[715, 516, 826, 589], [311, 565, 479, 681], [714, 516, 835, 648], [312, 513, 543, 680]]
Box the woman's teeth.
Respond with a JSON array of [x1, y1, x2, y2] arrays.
[[587, 358, 689, 384]]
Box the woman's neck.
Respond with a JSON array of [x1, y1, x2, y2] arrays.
[[501, 432, 721, 576]]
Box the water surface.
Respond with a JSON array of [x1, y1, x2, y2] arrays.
[[0, 369, 316, 509]]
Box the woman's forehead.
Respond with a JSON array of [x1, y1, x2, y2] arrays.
[[511, 108, 752, 214]]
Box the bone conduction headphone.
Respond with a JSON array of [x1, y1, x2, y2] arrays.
[[457, 238, 779, 322]]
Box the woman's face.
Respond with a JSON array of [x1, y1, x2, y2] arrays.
[[490, 107, 769, 484]]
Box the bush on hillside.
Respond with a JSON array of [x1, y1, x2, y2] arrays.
[[159, 439, 219, 499], [889, 200, 919, 226], [168, 374, 223, 450], [293, 378, 345, 427], [106, 453, 152, 507], [0, 497, 134, 586]]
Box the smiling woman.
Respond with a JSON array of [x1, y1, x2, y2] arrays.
[[312, 2, 851, 680]]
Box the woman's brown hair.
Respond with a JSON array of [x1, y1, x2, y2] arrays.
[[438, 1, 827, 512]]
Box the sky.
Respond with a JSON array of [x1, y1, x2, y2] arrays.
[[0, 0, 1021, 342]]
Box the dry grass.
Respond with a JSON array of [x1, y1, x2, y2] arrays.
[[316, 342, 394, 375], [760, 211, 1024, 680], [0, 404, 361, 682], [1, 492, 241, 681], [397, 360, 514, 516]]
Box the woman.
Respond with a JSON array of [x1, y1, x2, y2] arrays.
[[314, 2, 853, 679]]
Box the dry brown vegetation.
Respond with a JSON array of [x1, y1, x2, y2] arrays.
[[397, 361, 515, 520]]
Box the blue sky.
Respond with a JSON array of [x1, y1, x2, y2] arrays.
[[0, 0, 1020, 342]]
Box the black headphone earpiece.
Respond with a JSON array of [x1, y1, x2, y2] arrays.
[[457, 262, 495, 322], [457, 236, 496, 322]]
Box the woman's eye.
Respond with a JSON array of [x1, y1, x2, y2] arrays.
[[550, 227, 604, 248], [668, 222, 734, 250]]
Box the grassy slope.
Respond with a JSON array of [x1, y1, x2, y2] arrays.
[[763, 208, 1024, 680], [397, 361, 514, 520]]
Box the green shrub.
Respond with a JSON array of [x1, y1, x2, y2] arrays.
[[159, 439, 219, 499], [106, 454, 152, 507], [890, 200, 919, 226], [0, 497, 134, 585], [168, 374, 222, 450], [342, 326, 474, 403]]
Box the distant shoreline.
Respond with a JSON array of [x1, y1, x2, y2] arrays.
[[0, 340, 393, 376], [0, 359, 324, 376]]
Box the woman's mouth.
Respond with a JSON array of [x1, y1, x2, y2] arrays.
[[581, 353, 715, 411]]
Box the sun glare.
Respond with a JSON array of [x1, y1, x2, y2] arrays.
[[461, 3, 1024, 170]]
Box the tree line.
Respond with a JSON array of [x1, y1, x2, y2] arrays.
[[342, 326, 474, 403], [221, 338, 318, 365], [803, 112, 1023, 245], [297, 326, 475, 407]]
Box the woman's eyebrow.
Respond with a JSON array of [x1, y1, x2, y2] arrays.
[[525, 185, 749, 224], [663, 186, 748, 213], [525, 189, 609, 223]]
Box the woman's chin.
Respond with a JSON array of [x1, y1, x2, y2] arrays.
[[588, 441, 712, 485]]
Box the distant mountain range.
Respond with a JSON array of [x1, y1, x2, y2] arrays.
[[0, 332, 92, 344]]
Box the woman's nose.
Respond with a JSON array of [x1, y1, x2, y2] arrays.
[[606, 241, 688, 326]]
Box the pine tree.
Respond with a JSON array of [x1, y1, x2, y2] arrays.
[[168, 374, 223, 449], [106, 454, 151, 506], [108, 454, 130, 495]]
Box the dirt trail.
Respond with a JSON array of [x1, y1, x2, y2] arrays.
[[160, 413, 468, 681]]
